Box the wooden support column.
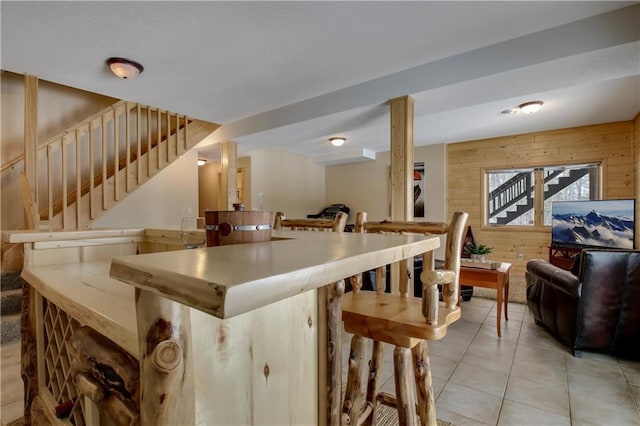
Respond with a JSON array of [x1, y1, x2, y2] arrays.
[[24, 74, 39, 229], [389, 95, 414, 221], [219, 141, 238, 210], [390, 96, 414, 294]]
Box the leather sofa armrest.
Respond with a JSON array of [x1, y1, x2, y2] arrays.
[[526, 259, 580, 297]]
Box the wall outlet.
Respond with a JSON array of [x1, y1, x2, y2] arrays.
[[187, 207, 193, 215], [517, 253, 524, 260]]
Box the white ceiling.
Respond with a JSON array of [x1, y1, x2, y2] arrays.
[[2, 1, 639, 165]]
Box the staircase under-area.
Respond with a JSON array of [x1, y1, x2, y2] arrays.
[[488, 168, 591, 225]]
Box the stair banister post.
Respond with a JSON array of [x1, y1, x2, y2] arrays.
[[24, 74, 39, 229]]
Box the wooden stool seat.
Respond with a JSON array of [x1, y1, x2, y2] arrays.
[[342, 293, 461, 348]]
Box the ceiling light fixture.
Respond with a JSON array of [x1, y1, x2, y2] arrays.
[[197, 159, 207, 166], [501, 108, 519, 115], [106, 57, 144, 79], [518, 101, 543, 114], [329, 137, 346, 147]]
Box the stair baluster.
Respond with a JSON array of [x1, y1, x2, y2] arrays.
[[1, 100, 219, 232]]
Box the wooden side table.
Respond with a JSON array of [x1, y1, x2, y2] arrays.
[[459, 262, 512, 337]]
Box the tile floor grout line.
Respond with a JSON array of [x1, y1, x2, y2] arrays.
[[434, 300, 493, 424], [566, 352, 576, 426], [494, 302, 526, 426], [618, 357, 640, 416], [429, 301, 483, 401]]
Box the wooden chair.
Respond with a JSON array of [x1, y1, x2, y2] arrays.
[[273, 210, 348, 232], [341, 211, 469, 426]]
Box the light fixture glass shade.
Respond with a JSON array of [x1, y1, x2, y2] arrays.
[[519, 101, 543, 114], [329, 137, 346, 147], [197, 159, 207, 166], [107, 57, 144, 79]]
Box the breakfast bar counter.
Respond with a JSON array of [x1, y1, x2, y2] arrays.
[[6, 228, 440, 425], [110, 230, 439, 319]]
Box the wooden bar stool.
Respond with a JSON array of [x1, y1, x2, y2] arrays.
[[273, 210, 348, 232], [341, 211, 468, 426]]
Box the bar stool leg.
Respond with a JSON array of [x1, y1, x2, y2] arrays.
[[363, 341, 385, 426], [393, 347, 418, 426], [343, 335, 369, 424], [412, 341, 436, 426]]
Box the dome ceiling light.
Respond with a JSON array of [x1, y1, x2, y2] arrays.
[[501, 100, 544, 115], [106, 57, 144, 79], [518, 101, 544, 114], [329, 137, 346, 147]]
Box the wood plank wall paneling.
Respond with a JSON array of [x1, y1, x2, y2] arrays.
[[447, 121, 636, 302]]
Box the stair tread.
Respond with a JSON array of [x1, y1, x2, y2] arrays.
[[1, 274, 22, 292], [0, 313, 21, 345]]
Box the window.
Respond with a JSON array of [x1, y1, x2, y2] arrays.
[[486, 163, 600, 227]]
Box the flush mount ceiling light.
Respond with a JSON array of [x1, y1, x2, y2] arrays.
[[106, 57, 144, 79], [329, 137, 346, 147], [197, 159, 207, 166], [518, 101, 543, 114]]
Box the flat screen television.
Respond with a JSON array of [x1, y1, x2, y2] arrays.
[[551, 199, 635, 249]]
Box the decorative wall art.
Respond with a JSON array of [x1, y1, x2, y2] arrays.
[[414, 162, 425, 218]]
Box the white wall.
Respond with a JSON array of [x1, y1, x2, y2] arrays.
[[325, 144, 447, 223], [1, 71, 117, 162], [92, 151, 199, 228], [248, 147, 325, 219]]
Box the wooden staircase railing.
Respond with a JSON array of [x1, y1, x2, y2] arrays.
[[488, 172, 533, 221], [488, 168, 592, 225], [2, 100, 219, 230]]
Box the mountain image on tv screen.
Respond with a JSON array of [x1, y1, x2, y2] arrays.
[[551, 199, 635, 249]]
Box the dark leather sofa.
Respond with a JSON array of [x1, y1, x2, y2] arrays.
[[526, 249, 640, 359]]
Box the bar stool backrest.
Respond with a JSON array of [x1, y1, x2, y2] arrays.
[[273, 211, 347, 232]]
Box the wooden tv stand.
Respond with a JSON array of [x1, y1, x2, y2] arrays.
[[548, 245, 581, 271]]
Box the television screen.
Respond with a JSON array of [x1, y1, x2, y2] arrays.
[[551, 199, 635, 249]]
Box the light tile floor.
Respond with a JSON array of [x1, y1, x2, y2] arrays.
[[2, 298, 639, 425], [341, 297, 640, 426]]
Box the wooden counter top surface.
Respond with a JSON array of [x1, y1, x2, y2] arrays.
[[110, 230, 440, 319], [22, 260, 138, 356]]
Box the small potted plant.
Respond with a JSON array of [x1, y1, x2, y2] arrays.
[[465, 243, 493, 262]]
